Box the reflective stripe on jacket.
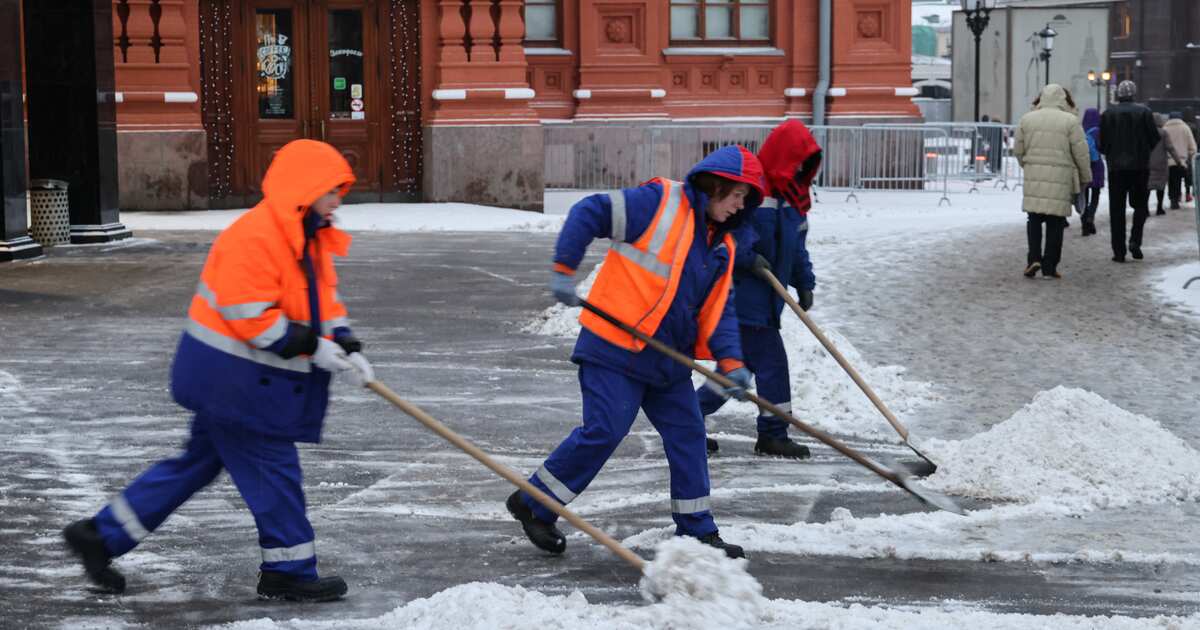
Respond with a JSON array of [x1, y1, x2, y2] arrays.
[[581, 177, 736, 360], [171, 139, 356, 443]]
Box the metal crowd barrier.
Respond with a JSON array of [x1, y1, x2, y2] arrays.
[[543, 122, 1026, 207]]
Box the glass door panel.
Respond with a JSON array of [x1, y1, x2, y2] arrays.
[[256, 9, 296, 119], [327, 10, 365, 120]]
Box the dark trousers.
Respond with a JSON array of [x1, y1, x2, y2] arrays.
[[1026, 213, 1066, 274], [1168, 165, 1188, 206], [697, 325, 793, 440], [1108, 169, 1149, 257], [1083, 187, 1101, 224]]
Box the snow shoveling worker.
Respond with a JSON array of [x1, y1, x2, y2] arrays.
[[63, 139, 374, 602], [506, 145, 765, 560], [698, 120, 822, 460]]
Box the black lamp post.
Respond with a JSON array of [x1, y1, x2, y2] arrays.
[[961, 0, 996, 123], [1087, 69, 1110, 109], [1037, 23, 1058, 87]]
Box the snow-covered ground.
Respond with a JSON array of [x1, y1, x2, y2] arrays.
[[12, 187, 1200, 629]]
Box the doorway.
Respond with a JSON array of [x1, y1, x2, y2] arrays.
[[236, 0, 383, 196]]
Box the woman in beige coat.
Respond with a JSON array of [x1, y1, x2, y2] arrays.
[[1013, 84, 1092, 279]]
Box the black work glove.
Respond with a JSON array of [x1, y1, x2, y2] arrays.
[[797, 290, 814, 311], [752, 254, 771, 274], [335, 334, 363, 354], [277, 324, 318, 359]]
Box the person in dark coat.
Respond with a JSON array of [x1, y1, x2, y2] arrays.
[[1099, 80, 1160, 262], [1080, 108, 1105, 236], [697, 120, 822, 459]]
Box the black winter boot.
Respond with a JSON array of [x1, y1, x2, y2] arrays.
[[754, 436, 811, 459], [63, 519, 126, 594], [506, 490, 566, 554], [256, 571, 348, 602], [697, 532, 746, 559], [706, 437, 719, 454]]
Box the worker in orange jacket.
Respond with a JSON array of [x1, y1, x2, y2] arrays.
[[507, 145, 765, 560], [63, 140, 372, 602]]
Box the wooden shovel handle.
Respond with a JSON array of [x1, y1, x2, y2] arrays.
[[579, 300, 900, 486], [366, 381, 646, 571], [754, 268, 911, 442]]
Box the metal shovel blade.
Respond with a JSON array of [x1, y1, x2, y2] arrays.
[[897, 474, 966, 516]]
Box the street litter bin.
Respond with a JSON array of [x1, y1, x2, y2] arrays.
[[29, 179, 70, 246]]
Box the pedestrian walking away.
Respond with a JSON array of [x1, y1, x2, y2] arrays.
[[1146, 113, 1182, 216], [508, 145, 766, 561], [62, 139, 375, 602], [1080, 107, 1105, 236], [697, 120, 821, 459], [1099, 80, 1159, 262], [1014, 84, 1092, 279], [1183, 107, 1200, 204], [1163, 112, 1197, 210]]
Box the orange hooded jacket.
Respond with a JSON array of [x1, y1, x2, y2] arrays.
[[170, 140, 356, 443]]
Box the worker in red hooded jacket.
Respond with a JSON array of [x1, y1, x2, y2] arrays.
[[698, 120, 823, 459], [507, 145, 765, 560], [62, 140, 372, 602]]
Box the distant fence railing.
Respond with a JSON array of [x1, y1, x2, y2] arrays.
[[544, 122, 1025, 206]]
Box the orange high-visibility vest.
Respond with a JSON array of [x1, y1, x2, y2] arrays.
[[580, 178, 736, 359]]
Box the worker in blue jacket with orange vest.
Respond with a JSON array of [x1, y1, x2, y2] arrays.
[[699, 120, 823, 459], [62, 140, 372, 602], [506, 145, 765, 560]]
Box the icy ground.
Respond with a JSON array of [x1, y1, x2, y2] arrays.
[[2, 189, 1199, 628]]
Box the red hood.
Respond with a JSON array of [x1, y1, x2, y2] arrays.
[[757, 121, 823, 213]]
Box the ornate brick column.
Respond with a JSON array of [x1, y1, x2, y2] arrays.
[[828, 0, 921, 121], [112, 0, 205, 210], [573, 0, 668, 120], [424, 0, 541, 210]]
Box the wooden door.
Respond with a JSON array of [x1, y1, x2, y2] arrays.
[[236, 0, 380, 197], [309, 1, 381, 194]]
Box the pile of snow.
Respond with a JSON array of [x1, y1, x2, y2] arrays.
[[217, 581, 1199, 629], [522, 262, 938, 439], [925, 387, 1200, 510], [638, 537, 764, 622], [1154, 262, 1200, 322]]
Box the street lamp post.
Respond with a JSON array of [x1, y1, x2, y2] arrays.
[[961, 0, 996, 123], [1037, 23, 1058, 87], [1087, 69, 1111, 109]]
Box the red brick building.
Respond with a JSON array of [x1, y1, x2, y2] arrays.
[[110, 1, 920, 212]]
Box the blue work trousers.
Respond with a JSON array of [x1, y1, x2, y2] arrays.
[[524, 363, 717, 537], [92, 415, 319, 580], [697, 325, 793, 440]]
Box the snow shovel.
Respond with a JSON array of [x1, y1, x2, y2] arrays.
[[754, 267, 939, 477], [365, 381, 647, 571], [579, 299, 964, 516]]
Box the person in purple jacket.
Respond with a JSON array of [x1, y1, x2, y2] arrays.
[[1080, 107, 1105, 236]]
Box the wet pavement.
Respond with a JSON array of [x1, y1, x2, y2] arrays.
[[1, 214, 1198, 627]]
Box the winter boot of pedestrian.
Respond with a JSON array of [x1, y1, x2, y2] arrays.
[[1023, 261, 1041, 278], [506, 490, 566, 554], [256, 571, 348, 602], [1156, 208, 1167, 216], [696, 532, 746, 560], [706, 437, 719, 454], [754, 436, 811, 459], [1130, 245, 1143, 260], [63, 519, 126, 594]]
